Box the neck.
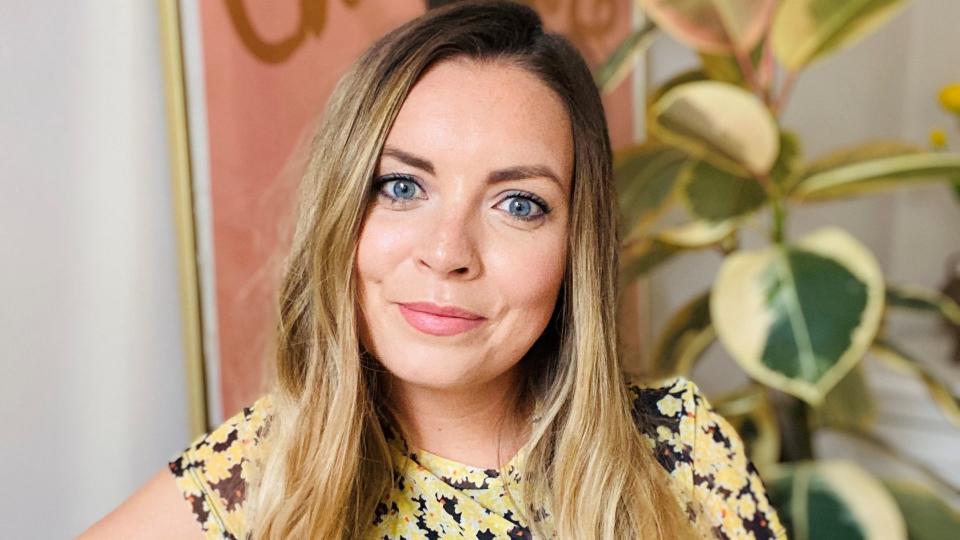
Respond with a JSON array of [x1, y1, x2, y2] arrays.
[[387, 367, 529, 469]]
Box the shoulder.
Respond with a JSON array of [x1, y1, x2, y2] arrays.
[[167, 395, 274, 539], [623, 374, 698, 425], [623, 375, 700, 479], [623, 375, 787, 539]]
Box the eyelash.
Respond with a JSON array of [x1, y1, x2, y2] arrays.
[[372, 173, 552, 222]]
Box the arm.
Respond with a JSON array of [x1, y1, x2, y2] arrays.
[[77, 468, 204, 539]]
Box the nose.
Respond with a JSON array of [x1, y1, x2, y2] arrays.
[[415, 207, 481, 280]]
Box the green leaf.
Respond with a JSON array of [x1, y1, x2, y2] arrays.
[[881, 480, 960, 540], [620, 237, 681, 282], [885, 284, 960, 326], [793, 152, 960, 201], [786, 140, 919, 195], [699, 43, 765, 87], [771, 0, 909, 70], [650, 291, 714, 377], [615, 144, 688, 241], [657, 218, 737, 247], [699, 52, 746, 85], [804, 140, 922, 177], [647, 69, 710, 107], [771, 131, 804, 189], [638, 0, 777, 54], [871, 339, 960, 427], [712, 384, 780, 473], [711, 227, 885, 404], [767, 461, 907, 540], [651, 81, 780, 175], [620, 220, 736, 285], [815, 363, 876, 431], [680, 159, 768, 221], [595, 21, 657, 93]]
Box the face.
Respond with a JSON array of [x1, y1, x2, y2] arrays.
[[356, 58, 573, 393]]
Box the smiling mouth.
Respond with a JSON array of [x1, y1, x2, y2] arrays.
[[397, 302, 487, 336]]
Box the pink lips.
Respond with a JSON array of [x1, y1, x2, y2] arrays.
[[397, 302, 486, 336]]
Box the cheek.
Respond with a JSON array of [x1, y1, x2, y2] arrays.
[[356, 214, 410, 355], [356, 214, 412, 283], [490, 232, 567, 320]]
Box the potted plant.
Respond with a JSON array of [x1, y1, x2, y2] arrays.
[[597, 1, 960, 537]]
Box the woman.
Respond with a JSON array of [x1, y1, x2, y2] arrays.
[[82, 1, 785, 538]]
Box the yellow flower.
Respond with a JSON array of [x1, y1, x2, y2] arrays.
[[930, 128, 948, 149], [203, 450, 234, 482], [939, 83, 960, 114], [455, 498, 485, 525], [736, 494, 757, 519], [656, 394, 682, 417], [422, 508, 444, 531]]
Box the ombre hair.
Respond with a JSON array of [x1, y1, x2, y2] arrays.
[[250, 1, 701, 537]]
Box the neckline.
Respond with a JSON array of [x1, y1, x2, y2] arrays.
[[381, 401, 539, 483], [411, 442, 526, 475], [385, 426, 528, 489]]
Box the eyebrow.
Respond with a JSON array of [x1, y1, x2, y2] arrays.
[[382, 147, 435, 175], [381, 146, 563, 187]]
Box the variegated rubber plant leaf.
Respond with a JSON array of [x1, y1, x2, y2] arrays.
[[615, 143, 688, 243], [771, 0, 909, 70], [638, 0, 777, 54], [885, 284, 960, 326], [595, 20, 657, 93], [766, 461, 907, 540], [871, 339, 960, 427], [650, 80, 780, 176], [882, 479, 960, 540], [650, 291, 714, 377], [711, 227, 885, 404], [814, 363, 876, 431], [712, 384, 780, 474], [792, 152, 960, 202]]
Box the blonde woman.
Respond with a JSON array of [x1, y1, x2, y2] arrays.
[[83, 1, 785, 538]]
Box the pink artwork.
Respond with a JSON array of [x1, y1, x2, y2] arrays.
[[177, 0, 638, 424]]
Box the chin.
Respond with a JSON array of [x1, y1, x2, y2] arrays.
[[379, 349, 488, 391]]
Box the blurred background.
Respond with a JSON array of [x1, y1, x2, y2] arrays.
[[1, 1, 958, 538]]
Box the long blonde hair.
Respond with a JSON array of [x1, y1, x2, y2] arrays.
[[250, 1, 701, 537]]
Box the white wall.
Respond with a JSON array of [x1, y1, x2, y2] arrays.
[[644, 0, 960, 496], [0, 2, 190, 538]]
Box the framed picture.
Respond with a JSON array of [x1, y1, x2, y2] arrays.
[[160, 0, 646, 435]]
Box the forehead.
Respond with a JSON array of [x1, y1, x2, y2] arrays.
[[384, 58, 574, 186]]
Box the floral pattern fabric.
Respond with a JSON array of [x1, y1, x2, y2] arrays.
[[168, 377, 786, 539]]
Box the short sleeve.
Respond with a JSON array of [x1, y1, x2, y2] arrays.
[[167, 396, 272, 540], [687, 382, 787, 539]]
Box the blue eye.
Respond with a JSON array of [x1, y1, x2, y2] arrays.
[[390, 179, 417, 199], [376, 174, 424, 203], [498, 193, 550, 222], [508, 198, 533, 216]]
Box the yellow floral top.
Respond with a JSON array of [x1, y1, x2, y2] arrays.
[[168, 377, 786, 539]]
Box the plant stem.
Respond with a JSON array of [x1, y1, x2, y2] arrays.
[[759, 32, 775, 104], [773, 70, 798, 117], [774, 391, 815, 461], [733, 45, 762, 98], [771, 195, 786, 244]]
